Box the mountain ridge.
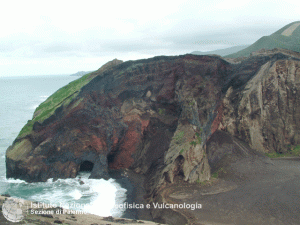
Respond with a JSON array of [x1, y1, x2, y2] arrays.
[[191, 45, 249, 56], [226, 21, 300, 58]]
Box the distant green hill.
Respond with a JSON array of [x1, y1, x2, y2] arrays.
[[191, 45, 249, 56], [226, 21, 300, 58]]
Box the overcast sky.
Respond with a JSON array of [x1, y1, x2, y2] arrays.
[[0, 0, 299, 77]]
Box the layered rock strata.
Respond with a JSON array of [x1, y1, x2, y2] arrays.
[[6, 49, 300, 222]]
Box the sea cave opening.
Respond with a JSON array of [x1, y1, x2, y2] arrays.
[[79, 161, 94, 172], [107, 152, 117, 169]]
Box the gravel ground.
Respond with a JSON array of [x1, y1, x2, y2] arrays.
[[162, 157, 300, 225]]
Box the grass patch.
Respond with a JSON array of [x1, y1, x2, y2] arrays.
[[211, 172, 219, 179], [265, 145, 300, 158], [173, 131, 185, 144], [189, 99, 196, 106], [265, 152, 283, 158], [190, 129, 202, 147], [196, 179, 208, 185], [17, 73, 93, 138], [158, 108, 166, 115], [190, 141, 197, 147], [211, 168, 226, 179], [6, 139, 32, 160]]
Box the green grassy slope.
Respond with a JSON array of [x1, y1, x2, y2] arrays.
[[226, 21, 300, 58], [17, 73, 93, 138], [16, 59, 123, 139]]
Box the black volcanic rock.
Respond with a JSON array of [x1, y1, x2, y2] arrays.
[[5, 51, 300, 222]]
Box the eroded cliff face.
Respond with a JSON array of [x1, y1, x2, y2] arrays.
[[218, 52, 300, 154], [6, 50, 300, 202], [7, 55, 229, 184]]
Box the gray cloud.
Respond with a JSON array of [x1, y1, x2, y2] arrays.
[[42, 43, 77, 53], [1, 6, 299, 77], [0, 19, 294, 60]]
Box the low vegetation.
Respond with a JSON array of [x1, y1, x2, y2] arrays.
[[158, 108, 166, 115], [196, 179, 208, 185], [179, 149, 185, 155], [17, 73, 93, 138], [189, 99, 196, 106], [173, 131, 185, 144], [190, 130, 202, 147], [265, 145, 300, 158], [211, 167, 226, 179]]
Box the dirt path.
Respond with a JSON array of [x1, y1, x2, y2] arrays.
[[281, 22, 300, 36]]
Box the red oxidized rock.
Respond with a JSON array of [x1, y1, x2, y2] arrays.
[[6, 51, 300, 187]]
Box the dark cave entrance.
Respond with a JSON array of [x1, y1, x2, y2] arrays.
[[174, 155, 185, 180], [79, 161, 94, 172], [107, 153, 115, 166], [107, 151, 118, 169]]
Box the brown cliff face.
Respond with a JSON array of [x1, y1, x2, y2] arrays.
[[5, 50, 300, 200], [218, 50, 300, 154]]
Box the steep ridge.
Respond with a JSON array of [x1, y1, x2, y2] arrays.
[[191, 45, 249, 57], [226, 21, 300, 58], [6, 50, 300, 223], [219, 50, 300, 154]]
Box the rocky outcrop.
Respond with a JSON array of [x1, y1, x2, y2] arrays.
[[217, 50, 300, 154], [5, 49, 300, 222], [7, 55, 227, 186]]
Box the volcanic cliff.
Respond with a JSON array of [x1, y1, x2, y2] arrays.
[[6, 49, 300, 222]]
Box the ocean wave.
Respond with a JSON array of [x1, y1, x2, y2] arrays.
[[2, 172, 127, 217], [20, 172, 128, 217], [39, 95, 49, 101], [83, 178, 119, 217], [28, 95, 49, 110], [3, 178, 27, 184], [69, 189, 82, 200]]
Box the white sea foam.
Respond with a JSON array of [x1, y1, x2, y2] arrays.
[[39, 96, 49, 101], [110, 181, 128, 217], [69, 189, 82, 200], [25, 172, 127, 217], [29, 95, 49, 110], [83, 178, 117, 216], [0, 75, 84, 207], [4, 178, 27, 184]]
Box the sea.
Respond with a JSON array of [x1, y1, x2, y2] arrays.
[[0, 75, 127, 217]]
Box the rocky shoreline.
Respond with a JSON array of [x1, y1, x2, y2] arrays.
[[108, 169, 153, 221], [5, 49, 300, 224]]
